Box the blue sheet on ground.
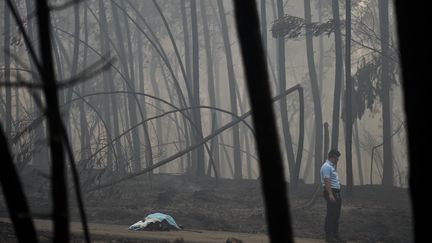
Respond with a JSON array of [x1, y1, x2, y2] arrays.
[[145, 213, 180, 229]]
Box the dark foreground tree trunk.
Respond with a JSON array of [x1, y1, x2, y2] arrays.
[[394, 2, 429, 242], [233, 1, 293, 242], [0, 125, 38, 242], [36, 1, 69, 241]]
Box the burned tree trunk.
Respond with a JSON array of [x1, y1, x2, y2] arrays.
[[379, 0, 394, 187], [330, 0, 343, 150], [276, 0, 297, 187], [233, 1, 293, 241], [217, 0, 242, 179], [36, 0, 70, 240], [304, 0, 323, 184], [344, 0, 354, 194], [190, 0, 206, 177], [0, 124, 38, 242]]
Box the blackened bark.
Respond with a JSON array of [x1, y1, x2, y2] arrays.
[[36, 1, 69, 241], [330, 0, 343, 151], [233, 1, 293, 242], [276, 0, 297, 187], [394, 1, 428, 241], [111, 1, 141, 172], [217, 0, 242, 179], [201, 0, 220, 175], [190, 0, 206, 177], [379, 0, 393, 186], [0, 125, 38, 242], [304, 0, 323, 184], [98, 0, 125, 173], [344, 0, 354, 194]]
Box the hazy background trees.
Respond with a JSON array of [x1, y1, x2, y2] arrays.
[[0, 0, 408, 193]]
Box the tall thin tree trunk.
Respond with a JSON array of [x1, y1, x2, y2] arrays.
[[201, 0, 220, 176], [302, 119, 315, 182], [190, 0, 205, 177], [25, 0, 49, 173], [136, 28, 154, 172], [217, 0, 242, 179], [354, 120, 363, 185], [180, 0, 193, 172], [344, 0, 354, 194], [276, 0, 297, 187], [318, 0, 324, 94], [304, 0, 323, 184], [323, 122, 329, 160], [330, 0, 343, 150], [98, 0, 123, 173], [260, 0, 267, 51], [379, 0, 393, 187], [111, 1, 141, 172], [63, 2, 80, 120], [36, 1, 69, 240], [79, 5, 90, 162]]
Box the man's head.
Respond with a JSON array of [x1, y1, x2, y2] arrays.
[[328, 149, 341, 164]]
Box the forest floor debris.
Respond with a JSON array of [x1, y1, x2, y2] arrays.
[[0, 173, 412, 242]]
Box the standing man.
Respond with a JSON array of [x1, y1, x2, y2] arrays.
[[320, 149, 345, 242]]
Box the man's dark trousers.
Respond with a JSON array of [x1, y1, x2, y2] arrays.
[[324, 189, 342, 237]]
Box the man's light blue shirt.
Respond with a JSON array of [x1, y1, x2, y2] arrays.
[[320, 160, 340, 189]]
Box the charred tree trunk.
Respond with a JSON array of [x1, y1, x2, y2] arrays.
[[354, 120, 363, 185], [344, 0, 354, 194], [0, 125, 38, 242], [323, 122, 329, 161], [25, 0, 49, 173], [136, 30, 154, 172], [180, 0, 193, 172], [304, 0, 323, 184], [62, 1, 80, 125], [217, 0, 242, 179], [394, 1, 429, 241], [330, 0, 343, 150], [379, 0, 393, 187], [190, 0, 205, 177], [36, 1, 69, 240], [111, 1, 141, 172], [233, 1, 293, 241], [260, 0, 267, 51], [98, 0, 124, 173], [79, 5, 90, 162], [201, 0, 220, 176], [276, 0, 297, 187]]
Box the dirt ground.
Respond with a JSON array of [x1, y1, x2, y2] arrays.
[[0, 173, 413, 242]]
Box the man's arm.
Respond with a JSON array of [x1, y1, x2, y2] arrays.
[[324, 178, 336, 202]]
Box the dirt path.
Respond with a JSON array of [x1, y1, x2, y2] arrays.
[[0, 217, 342, 242]]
